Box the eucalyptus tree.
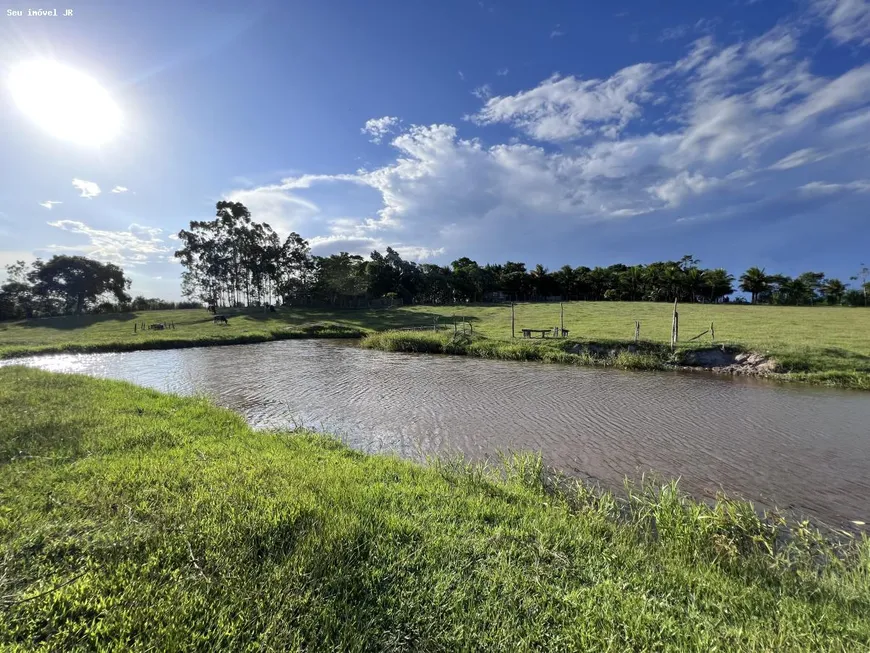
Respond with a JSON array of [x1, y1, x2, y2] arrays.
[[850, 264, 869, 306]]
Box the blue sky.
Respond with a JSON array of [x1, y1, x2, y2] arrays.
[[1, 0, 869, 299]]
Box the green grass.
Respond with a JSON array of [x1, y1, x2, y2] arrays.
[[361, 331, 667, 371], [1, 302, 869, 387], [0, 309, 367, 359], [1, 367, 869, 650]]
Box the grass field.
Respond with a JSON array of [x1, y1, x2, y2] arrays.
[[2, 367, 868, 650], [1, 303, 868, 387]]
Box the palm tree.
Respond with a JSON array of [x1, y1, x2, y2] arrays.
[[683, 267, 705, 303], [739, 267, 770, 304], [704, 269, 735, 303], [552, 265, 575, 300], [620, 265, 645, 301], [529, 264, 551, 299], [821, 278, 847, 305]]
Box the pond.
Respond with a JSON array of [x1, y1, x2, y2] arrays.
[[6, 340, 870, 528]]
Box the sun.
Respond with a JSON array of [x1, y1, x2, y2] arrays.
[[8, 60, 122, 146]]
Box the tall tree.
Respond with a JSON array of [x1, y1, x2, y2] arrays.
[[850, 263, 869, 307], [27, 255, 130, 315], [796, 271, 826, 305], [529, 264, 555, 299], [703, 269, 735, 303], [0, 260, 35, 319], [739, 267, 770, 304], [821, 278, 847, 305]]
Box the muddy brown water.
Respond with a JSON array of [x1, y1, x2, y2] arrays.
[[5, 340, 870, 528]]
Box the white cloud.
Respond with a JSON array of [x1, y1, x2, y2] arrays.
[[769, 148, 828, 170], [458, 70, 465, 80], [786, 64, 870, 125], [472, 84, 492, 100], [747, 25, 798, 64], [813, 0, 870, 45], [674, 96, 760, 163], [225, 186, 321, 234], [111, 186, 129, 193], [46, 220, 170, 266], [471, 63, 661, 142], [38, 201, 62, 209], [660, 25, 689, 42], [675, 36, 717, 73], [799, 180, 870, 194], [827, 107, 870, 135], [496, 68, 509, 76], [307, 233, 445, 261], [361, 116, 401, 144], [647, 172, 720, 206], [72, 178, 101, 199], [394, 245, 446, 260], [220, 19, 870, 265], [550, 25, 565, 38]]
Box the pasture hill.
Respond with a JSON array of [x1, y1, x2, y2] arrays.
[[0, 302, 868, 389]]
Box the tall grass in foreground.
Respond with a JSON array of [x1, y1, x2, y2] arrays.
[[1, 367, 868, 650]]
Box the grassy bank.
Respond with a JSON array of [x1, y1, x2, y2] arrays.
[[0, 313, 364, 359], [360, 330, 870, 390], [1, 368, 869, 650], [361, 331, 668, 371], [1, 303, 869, 388]]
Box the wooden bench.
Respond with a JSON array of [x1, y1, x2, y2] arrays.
[[521, 328, 570, 339]]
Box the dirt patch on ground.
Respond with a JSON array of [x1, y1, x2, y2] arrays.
[[681, 347, 779, 376], [566, 343, 779, 377]]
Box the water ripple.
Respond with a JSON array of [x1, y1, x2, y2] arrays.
[[5, 339, 870, 526]]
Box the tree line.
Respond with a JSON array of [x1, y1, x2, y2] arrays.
[[173, 202, 869, 310], [2, 201, 866, 320]]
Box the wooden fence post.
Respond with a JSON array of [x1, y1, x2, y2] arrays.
[[710, 322, 715, 344], [511, 302, 515, 339], [634, 320, 640, 343], [560, 302, 564, 335], [671, 300, 679, 350]]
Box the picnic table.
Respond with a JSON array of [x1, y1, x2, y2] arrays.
[[521, 327, 570, 339]]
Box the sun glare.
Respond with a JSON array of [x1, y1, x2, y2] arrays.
[[8, 60, 121, 146]]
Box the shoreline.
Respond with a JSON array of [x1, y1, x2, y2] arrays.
[[360, 330, 870, 391], [0, 323, 365, 361], [3, 325, 869, 390]]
